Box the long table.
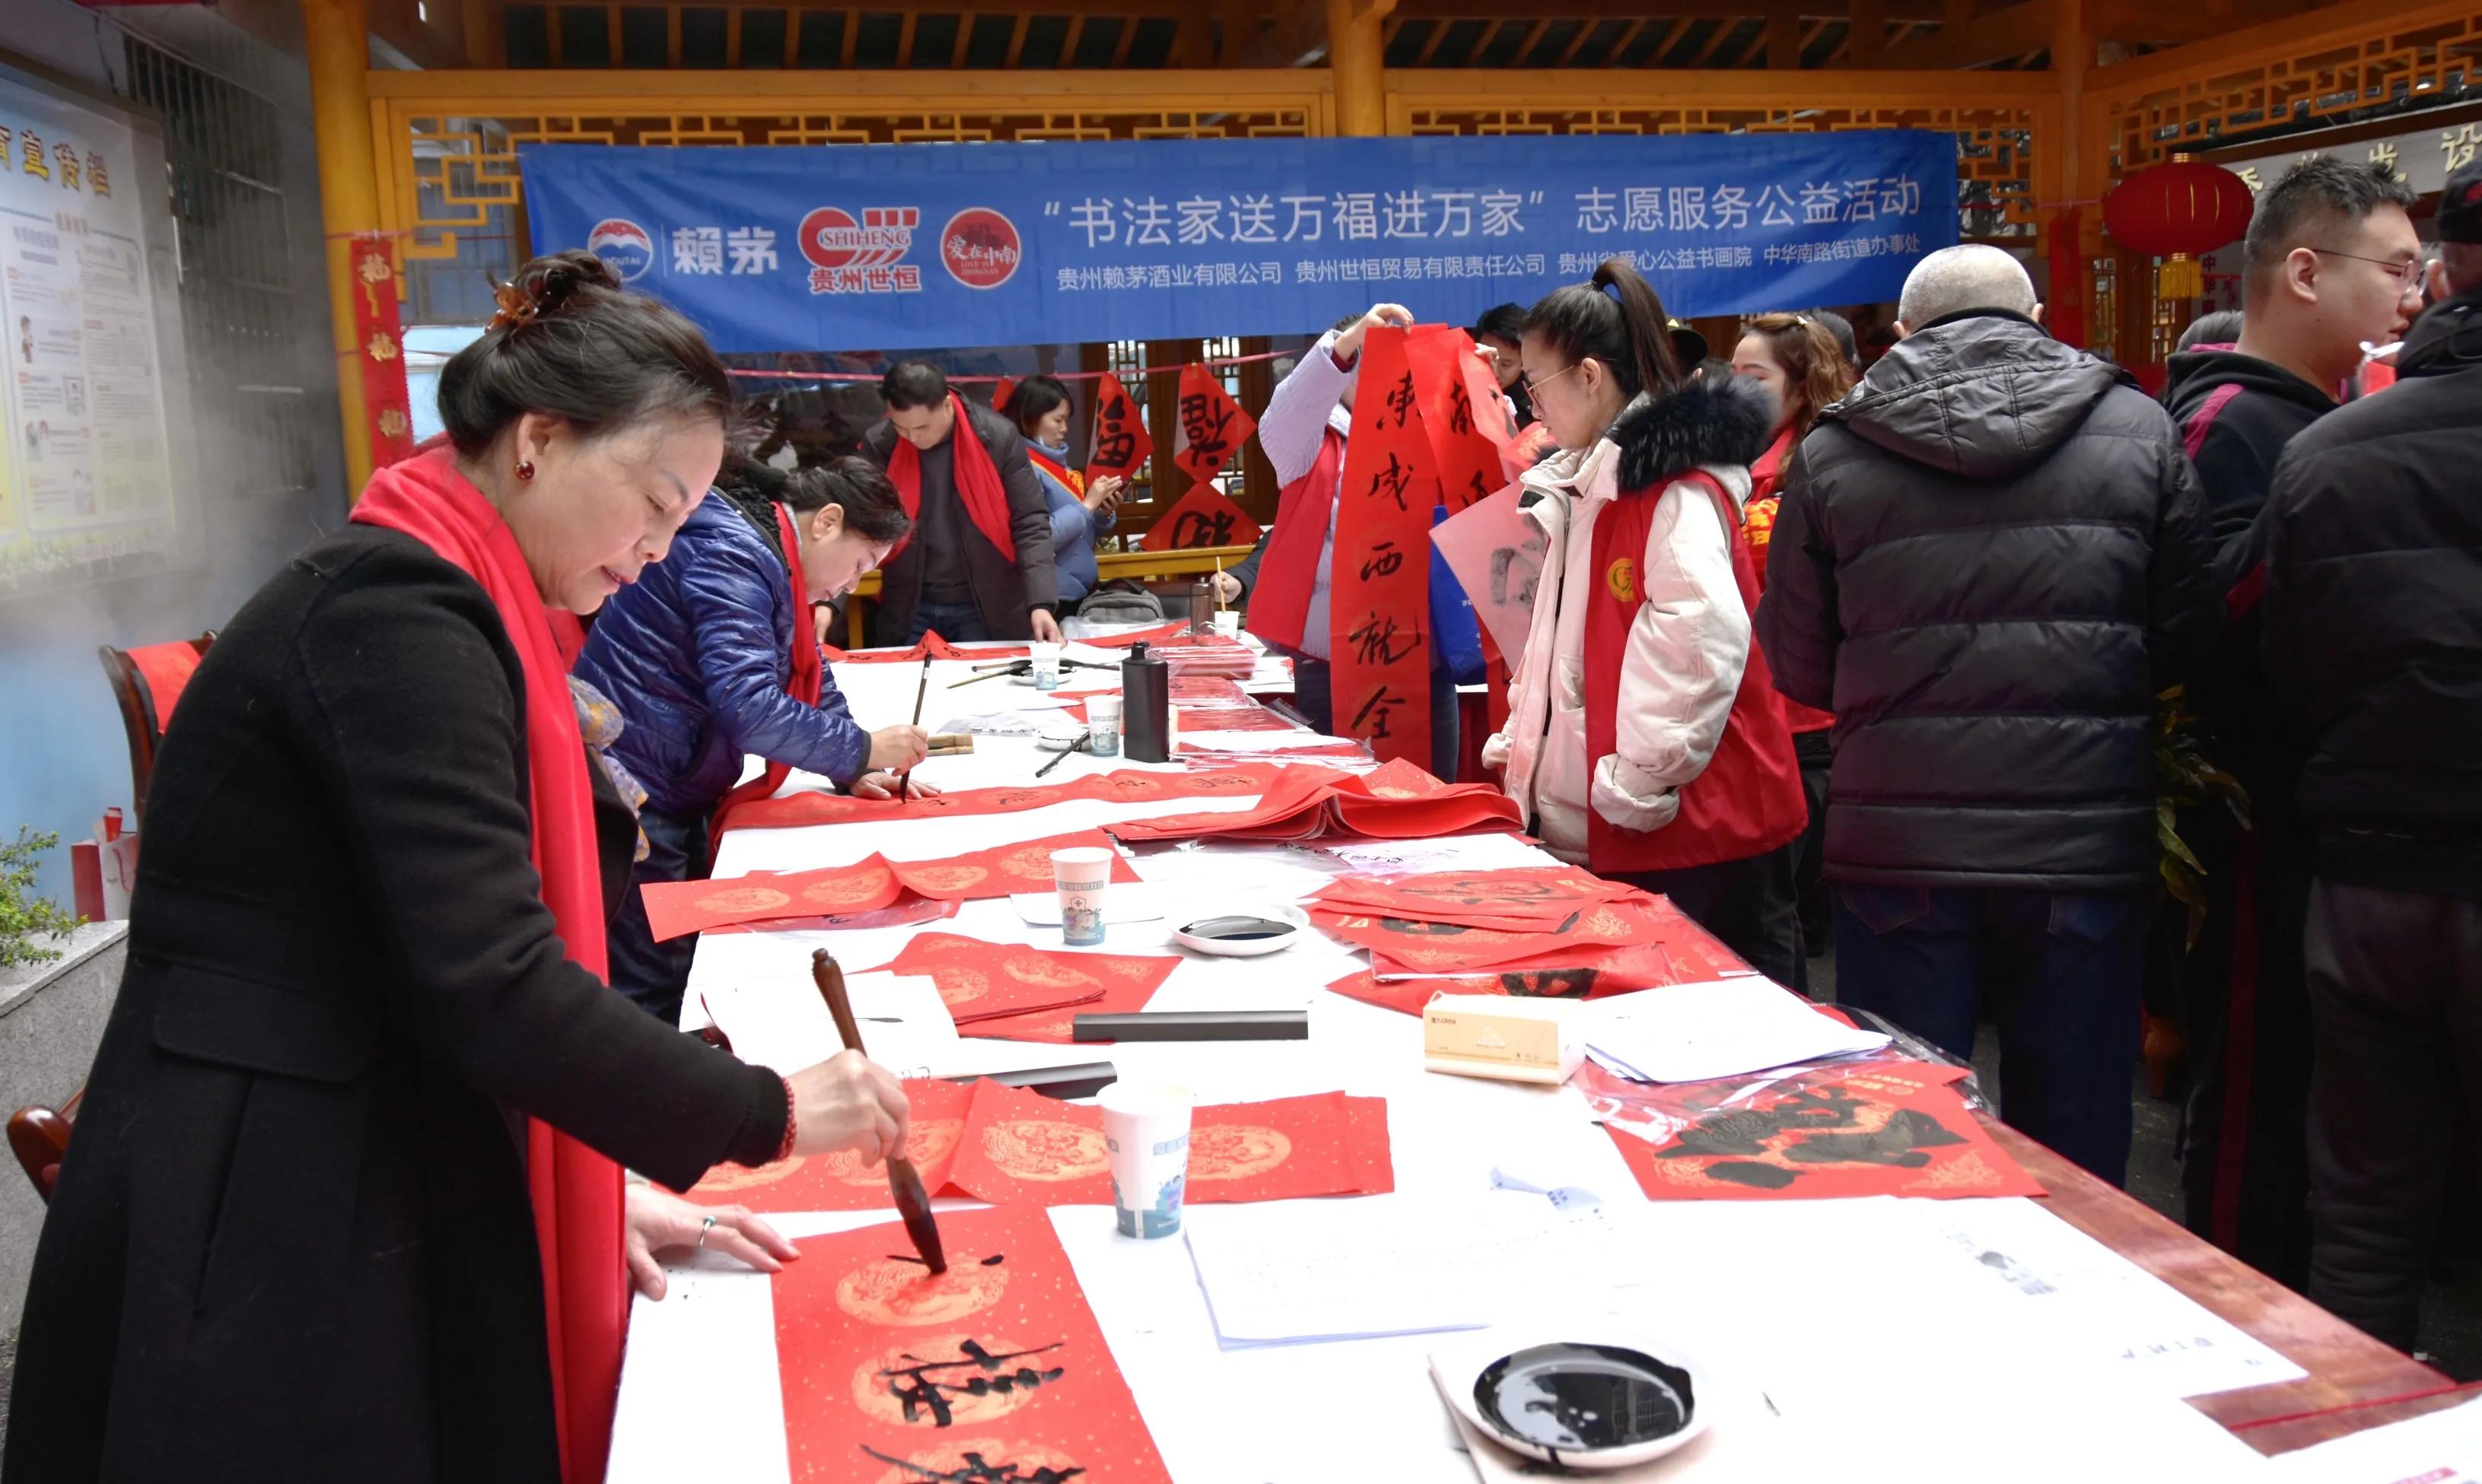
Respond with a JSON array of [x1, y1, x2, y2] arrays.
[[607, 649, 2448, 1481]]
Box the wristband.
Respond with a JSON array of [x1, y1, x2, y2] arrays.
[[774, 1075, 798, 1164]]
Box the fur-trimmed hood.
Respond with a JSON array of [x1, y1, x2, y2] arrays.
[[1611, 373, 1777, 492]]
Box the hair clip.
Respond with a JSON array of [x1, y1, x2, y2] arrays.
[[489, 279, 541, 332]]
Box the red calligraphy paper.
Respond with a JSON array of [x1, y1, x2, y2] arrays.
[[640, 834, 1137, 942], [348, 235, 418, 468], [1138, 483, 1262, 554], [1104, 761, 1519, 845], [1589, 1060, 2044, 1202], [689, 1079, 974, 1213], [1327, 324, 1437, 768], [1311, 896, 1662, 974], [888, 831, 1140, 903], [772, 1205, 1171, 1484], [1404, 326, 1510, 514], [1169, 362, 1258, 488], [1313, 866, 1645, 927], [947, 1079, 1113, 1204], [882, 934, 1179, 1038], [1364, 901, 1752, 986], [723, 764, 1281, 833], [830, 633, 1033, 665], [1084, 372, 1153, 490]]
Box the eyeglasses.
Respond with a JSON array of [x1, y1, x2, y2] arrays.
[[1521, 361, 1583, 397], [2311, 247, 2425, 290]]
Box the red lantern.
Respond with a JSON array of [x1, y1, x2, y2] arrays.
[[2103, 154, 2255, 301]]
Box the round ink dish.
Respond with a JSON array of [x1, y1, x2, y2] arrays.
[[1169, 903, 1308, 958], [1465, 1339, 1711, 1470]]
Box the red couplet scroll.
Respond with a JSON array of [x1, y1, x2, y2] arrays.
[[639, 829, 1139, 942], [1403, 325, 1512, 514], [1138, 483, 1262, 554], [1170, 361, 1258, 488], [1326, 324, 1440, 768]]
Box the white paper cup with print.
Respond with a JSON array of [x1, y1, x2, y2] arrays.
[[1100, 1082, 1193, 1240], [1211, 610, 1242, 639], [1051, 845, 1113, 946], [1086, 694, 1122, 757], [1030, 640, 1062, 691]]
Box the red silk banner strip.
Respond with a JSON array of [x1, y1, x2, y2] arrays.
[[1404, 326, 1511, 514], [1170, 361, 1258, 487], [772, 1204, 1173, 1484], [348, 234, 417, 468], [1085, 371, 1153, 489], [721, 763, 1283, 833], [1138, 483, 1262, 553], [1327, 324, 1438, 767], [640, 829, 1138, 942]]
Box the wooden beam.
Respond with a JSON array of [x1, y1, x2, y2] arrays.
[[1392, 0, 1950, 18], [1769, 11, 1802, 67], [1414, 17, 1455, 63], [1510, 17, 1552, 65], [667, 2, 681, 65], [1219, 0, 1260, 60], [1847, 0, 1885, 61], [1687, 18, 1739, 65], [954, 11, 977, 65], [1600, 19, 1646, 64], [1867, 0, 2060, 68], [1110, 13, 1140, 65], [1178, 13, 1214, 65], [895, 9, 915, 65], [1555, 17, 1602, 65], [1059, 13, 1087, 65], [1005, 11, 1030, 65], [725, 5, 740, 66], [1642, 17, 1694, 63], [841, 6, 858, 65], [1231, 0, 1327, 65]]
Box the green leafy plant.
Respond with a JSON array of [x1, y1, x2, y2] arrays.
[[2156, 686, 2251, 949], [0, 828, 87, 970]]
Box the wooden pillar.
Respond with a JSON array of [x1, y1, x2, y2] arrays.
[[1327, 0, 1392, 136], [304, 0, 382, 496]]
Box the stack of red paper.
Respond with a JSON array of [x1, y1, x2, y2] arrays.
[[638, 829, 1138, 942], [691, 1077, 1395, 1212], [721, 764, 1281, 832], [1106, 758, 1521, 844], [877, 931, 1179, 1041]]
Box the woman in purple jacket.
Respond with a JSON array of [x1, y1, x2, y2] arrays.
[[578, 453, 923, 1021]]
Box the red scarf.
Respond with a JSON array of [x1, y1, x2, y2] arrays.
[[886, 393, 1018, 563], [1026, 443, 1087, 498], [351, 447, 625, 1484], [711, 504, 826, 840], [1243, 427, 1344, 653], [1742, 430, 1834, 734], [1583, 470, 1807, 874]]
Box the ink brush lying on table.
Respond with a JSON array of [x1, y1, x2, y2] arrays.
[[811, 948, 947, 1273]]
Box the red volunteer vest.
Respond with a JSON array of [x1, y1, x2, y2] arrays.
[[1242, 427, 1344, 653], [1742, 430, 1834, 734], [1583, 469, 1809, 874]]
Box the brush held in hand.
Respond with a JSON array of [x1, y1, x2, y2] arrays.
[[810, 949, 948, 1273]]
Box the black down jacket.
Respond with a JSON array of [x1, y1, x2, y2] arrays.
[[1755, 310, 2223, 890]]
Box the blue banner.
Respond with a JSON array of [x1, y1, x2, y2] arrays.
[[520, 133, 1957, 354]]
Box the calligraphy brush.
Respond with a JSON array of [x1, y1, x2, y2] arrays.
[[895, 656, 931, 801], [811, 948, 947, 1274], [1214, 556, 1227, 613], [1033, 736, 1086, 779]]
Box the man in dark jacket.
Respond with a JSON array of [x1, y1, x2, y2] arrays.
[[2160, 158, 2422, 1279], [1758, 244, 2220, 1185], [2260, 160, 2482, 1352], [860, 361, 1060, 645]]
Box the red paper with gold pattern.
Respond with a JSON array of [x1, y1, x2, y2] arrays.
[[1083, 372, 1153, 490], [880, 934, 1179, 1038], [723, 764, 1282, 832], [1313, 866, 1644, 928], [687, 1079, 973, 1213], [1589, 1059, 2044, 1202], [772, 1204, 1171, 1484], [641, 833, 1137, 942], [1326, 325, 1437, 767], [1169, 361, 1258, 488], [348, 234, 417, 467], [1403, 325, 1510, 514], [1310, 893, 1663, 973], [1323, 758, 1523, 838], [1364, 901, 1753, 987], [1138, 483, 1262, 554]]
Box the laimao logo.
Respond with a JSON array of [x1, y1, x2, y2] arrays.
[[940, 208, 1022, 290], [584, 218, 654, 282], [797, 206, 923, 295]]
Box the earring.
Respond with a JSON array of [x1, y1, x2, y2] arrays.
[[514, 459, 535, 481]]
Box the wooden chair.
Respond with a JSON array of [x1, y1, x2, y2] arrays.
[[98, 631, 215, 822], [8, 1092, 84, 1203]]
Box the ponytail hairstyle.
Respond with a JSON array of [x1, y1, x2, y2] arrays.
[[1739, 312, 1858, 440], [438, 249, 734, 456], [1520, 258, 1682, 402], [1007, 374, 1074, 443]]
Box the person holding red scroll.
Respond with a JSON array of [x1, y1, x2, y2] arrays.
[[1482, 259, 1807, 986]]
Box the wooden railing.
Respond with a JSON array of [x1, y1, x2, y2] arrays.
[[840, 544, 1256, 647]]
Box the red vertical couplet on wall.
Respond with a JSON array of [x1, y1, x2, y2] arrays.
[[2048, 205, 2089, 351], [1402, 326, 1511, 513], [349, 234, 417, 467], [1085, 371, 1153, 489], [1171, 361, 1258, 487], [1328, 325, 1437, 768]]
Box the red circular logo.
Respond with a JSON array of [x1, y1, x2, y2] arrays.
[[940, 208, 1022, 291], [798, 207, 915, 269]]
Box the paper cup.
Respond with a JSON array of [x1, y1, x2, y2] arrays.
[[1086, 694, 1122, 757], [1212, 610, 1242, 639], [1030, 639, 1062, 691], [1100, 1082, 1193, 1240], [1051, 845, 1114, 946]]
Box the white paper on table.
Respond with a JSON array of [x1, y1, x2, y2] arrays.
[[1577, 979, 1890, 1084], [1128, 842, 1347, 902], [1322, 831, 1559, 875], [2264, 1395, 2482, 1482], [1009, 885, 1166, 926], [695, 971, 957, 1076], [1906, 1196, 2309, 1401], [1182, 1192, 1628, 1348]]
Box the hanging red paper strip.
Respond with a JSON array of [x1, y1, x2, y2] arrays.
[[1586, 1059, 2044, 1202], [688, 1079, 975, 1212], [348, 234, 417, 469], [1138, 483, 1262, 553], [991, 376, 1018, 412], [772, 1205, 1173, 1484], [1327, 325, 1438, 767], [1084, 371, 1153, 489], [1170, 361, 1258, 487], [1403, 326, 1511, 513], [641, 829, 1139, 942], [719, 763, 1281, 833]]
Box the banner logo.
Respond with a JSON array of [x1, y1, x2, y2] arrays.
[[940, 208, 1023, 291], [585, 218, 654, 281], [797, 206, 923, 295]]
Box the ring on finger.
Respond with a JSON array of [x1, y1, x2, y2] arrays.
[[697, 1215, 717, 1249]]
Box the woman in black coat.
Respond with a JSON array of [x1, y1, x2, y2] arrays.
[[3, 253, 913, 1484]]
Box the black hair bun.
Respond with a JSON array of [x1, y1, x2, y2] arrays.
[[511, 248, 619, 323]]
